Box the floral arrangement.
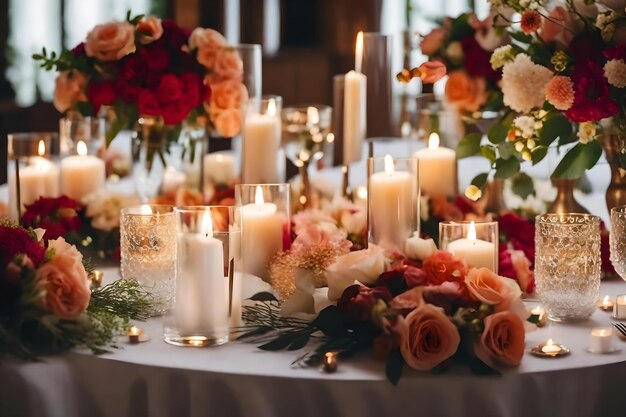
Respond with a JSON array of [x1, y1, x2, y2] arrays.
[[34, 12, 247, 154], [418, 12, 507, 113], [457, 0, 626, 193], [0, 221, 154, 359], [241, 243, 528, 383], [20, 192, 139, 260]]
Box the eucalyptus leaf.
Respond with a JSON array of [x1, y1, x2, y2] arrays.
[[509, 31, 533, 44], [494, 157, 520, 179], [456, 133, 482, 159], [287, 334, 311, 351]]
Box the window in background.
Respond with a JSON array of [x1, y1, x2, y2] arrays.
[[6, 0, 158, 107]]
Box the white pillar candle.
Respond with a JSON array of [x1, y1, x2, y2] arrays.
[[589, 327, 614, 353], [242, 99, 281, 183], [413, 132, 457, 197], [60, 141, 105, 201], [204, 153, 236, 185], [615, 295, 626, 319], [176, 213, 228, 334], [241, 186, 284, 281], [162, 165, 186, 196], [369, 155, 416, 251], [343, 32, 366, 165], [447, 221, 496, 271], [8, 157, 60, 219]]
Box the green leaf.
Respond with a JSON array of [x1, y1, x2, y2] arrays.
[[385, 349, 405, 386], [456, 133, 482, 159], [494, 157, 520, 179], [249, 292, 278, 302], [497, 141, 515, 160], [531, 146, 548, 165], [105, 119, 124, 147], [312, 306, 346, 338], [481, 146, 496, 164], [471, 173, 489, 189], [509, 31, 533, 44], [551, 141, 602, 179], [511, 172, 535, 199], [487, 123, 508, 144], [258, 334, 296, 351], [287, 334, 311, 351], [539, 115, 572, 146]]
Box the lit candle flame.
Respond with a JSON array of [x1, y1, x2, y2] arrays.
[[216, 154, 224, 162], [428, 132, 440, 150], [356, 186, 367, 200], [37, 140, 46, 156], [546, 338, 554, 346], [255, 185, 265, 205], [603, 295, 611, 305], [384, 154, 394, 176], [355, 31, 364, 73], [77, 140, 88, 156], [267, 99, 276, 117], [129, 325, 140, 336], [467, 221, 477, 241], [201, 211, 213, 238], [137, 205, 153, 215], [307, 106, 319, 125]]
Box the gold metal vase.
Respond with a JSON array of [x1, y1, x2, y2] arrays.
[[546, 178, 589, 214], [600, 133, 626, 212]]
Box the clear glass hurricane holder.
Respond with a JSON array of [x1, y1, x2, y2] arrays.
[[120, 204, 176, 315], [163, 206, 241, 347], [439, 220, 499, 273], [535, 213, 601, 322], [59, 113, 104, 157], [610, 205, 626, 280]]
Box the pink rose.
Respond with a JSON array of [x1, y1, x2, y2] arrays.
[[189, 27, 226, 51], [197, 45, 220, 69], [326, 245, 386, 300], [469, 12, 507, 51], [390, 287, 425, 312], [36, 237, 90, 320], [292, 224, 351, 254], [541, 6, 580, 46], [137, 16, 164, 44], [208, 79, 248, 111], [417, 61, 447, 84], [85, 21, 136, 61], [53, 70, 88, 112], [445, 70, 488, 112], [420, 28, 445, 56], [474, 311, 525, 368], [212, 49, 244, 81], [465, 267, 521, 310], [422, 251, 468, 285], [211, 107, 243, 138], [293, 209, 336, 235], [399, 303, 460, 371]]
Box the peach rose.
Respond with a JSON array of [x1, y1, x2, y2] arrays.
[[208, 79, 248, 111], [212, 49, 244, 81], [137, 16, 163, 44], [197, 45, 220, 69], [211, 107, 242, 138], [326, 245, 386, 300], [445, 70, 488, 112], [422, 251, 468, 285], [417, 61, 447, 84], [541, 6, 580, 46], [53, 70, 88, 112], [400, 303, 460, 371], [420, 28, 445, 56], [510, 250, 534, 295], [465, 267, 521, 309], [85, 21, 136, 61], [474, 311, 525, 368], [390, 287, 425, 311], [189, 27, 227, 51], [36, 237, 90, 320]]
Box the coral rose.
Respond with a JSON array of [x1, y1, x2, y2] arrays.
[[445, 70, 487, 112], [420, 28, 445, 56], [36, 237, 90, 320], [189, 27, 227, 51], [390, 287, 425, 312], [211, 107, 243, 138], [209, 79, 248, 111], [326, 245, 386, 300], [85, 21, 136, 61], [137, 16, 163, 44], [417, 61, 447, 84], [465, 267, 521, 309], [399, 303, 460, 371], [422, 251, 468, 285], [53, 70, 87, 113], [212, 49, 244, 81], [474, 311, 525, 368]]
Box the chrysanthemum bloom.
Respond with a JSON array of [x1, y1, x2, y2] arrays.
[[501, 54, 553, 113], [545, 75, 574, 110], [521, 10, 542, 35], [604, 59, 626, 88]]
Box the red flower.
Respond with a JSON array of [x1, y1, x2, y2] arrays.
[[337, 284, 392, 322], [565, 61, 619, 122], [605, 45, 626, 61], [161, 102, 190, 125], [88, 81, 117, 114], [120, 54, 148, 80], [179, 72, 204, 108], [460, 37, 500, 82], [138, 89, 162, 116], [520, 10, 542, 35], [158, 19, 188, 49], [0, 225, 46, 267], [115, 79, 141, 103], [71, 42, 86, 56], [422, 251, 469, 285], [22, 196, 82, 242], [422, 281, 476, 315], [157, 74, 183, 104], [140, 47, 170, 73], [498, 212, 535, 261]]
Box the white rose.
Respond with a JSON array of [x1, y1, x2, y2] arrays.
[[326, 245, 386, 300], [340, 209, 366, 235], [404, 233, 437, 261]]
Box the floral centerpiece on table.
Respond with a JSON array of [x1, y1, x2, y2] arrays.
[[0, 221, 154, 359], [34, 12, 247, 165], [457, 0, 626, 194]]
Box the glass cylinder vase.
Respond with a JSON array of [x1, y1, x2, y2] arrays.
[[368, 156, 419, 254], [163, 206, 241, 347], [439, 220, 499, 273], [535, 213, 601, 322]]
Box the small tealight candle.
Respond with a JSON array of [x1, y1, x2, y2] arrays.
[[128, 325, 142, 344], [615, 295, 626, 319], [90, 270, 104, 289], [597, 295, 614, 312], [323, 352, 339, 373], [589, 327, 614, 353], [541, 339, 562, 356]]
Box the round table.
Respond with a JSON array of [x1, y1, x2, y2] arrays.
[[2, 265, 626, 417]]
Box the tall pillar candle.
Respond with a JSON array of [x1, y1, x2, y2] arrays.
[[343, 32, 367, 165], [8, 157, 60, 219], [413, 132, 457, 197], [242, 96, 282, 183], [60, 141, 105, 200]]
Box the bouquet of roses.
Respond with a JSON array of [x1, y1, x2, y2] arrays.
[[34, 12, 247, 157], [0, 221, 154, 359], [457, 0, 626, 193], [21, 192, 139, 260]]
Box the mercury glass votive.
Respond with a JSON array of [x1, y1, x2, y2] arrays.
[[235, 183, 290, 283], [368, 155, 419, 254], [163, 206, 241, 347], [535, 213, 601, 322], [120, 205, 176, 315], [439, 220, 498, 273], [610, 205, 626, 280]]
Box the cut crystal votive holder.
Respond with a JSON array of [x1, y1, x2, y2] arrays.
[[610, 205, 626, 281], [120, 205, 176, 315], [535, 213, 601, 322], [163, 206, 241, 347]]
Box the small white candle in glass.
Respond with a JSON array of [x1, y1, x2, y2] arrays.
[[444, 221, 497, 272], [589, 327, 614, 353], [615, 295, 626, 319], [60, 140, 106, 200]]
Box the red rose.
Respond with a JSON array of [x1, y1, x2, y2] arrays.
[[88, 81, 116, 114], [157, 74, 182, 104], [161, 102, 189, 125], [461, 36, 500, 82], [337, 284, 392, 322], [422, 251, 469, 285], [605, 45, 626, 61], [498, 212, 534, 248], [120, 54, 148, 80], [565, 61, 619, 122], [159, 19, 188, 49], [140, 47, 170, 73], [179, 72, 204, 107], [115, 79, 141, 103], [0, 225, 46, 267], [71, 42, 86, 56], [22, 196, 82, 242], [138, 89, 161, 116]]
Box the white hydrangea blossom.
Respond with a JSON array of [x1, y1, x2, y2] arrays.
[[501, 54, 553, 113]]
